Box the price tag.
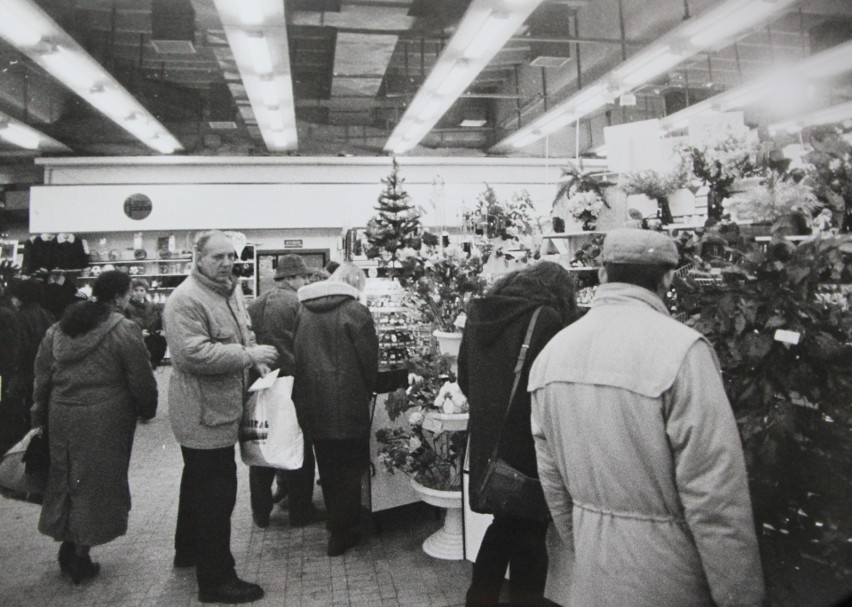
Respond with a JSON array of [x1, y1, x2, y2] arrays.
[[774, 329, 801, 345]]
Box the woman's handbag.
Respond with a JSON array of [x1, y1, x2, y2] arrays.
[[474, 307, 551, 522]]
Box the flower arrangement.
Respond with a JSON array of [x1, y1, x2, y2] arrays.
[[396, 234, 487, 333], [619, 145, 692, 225], [564, 191, 606, 230], [376, 344, 468, 490], [552, 162, 609, 232], [725, 174, 822, 225], [690, 128, 761, 219], [464, 184, 541, 241]]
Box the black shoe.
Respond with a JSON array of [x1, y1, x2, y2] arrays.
[[63, 553, 100, 585], [252, 510, 270, 528], [326, 531, 359, 557], [58, 542, 75, 577], [173, 552, 196, 568], [289, 507, 327, 528], [198, 578, 264, 604]]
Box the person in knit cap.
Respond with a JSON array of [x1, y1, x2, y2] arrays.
[[529, 228, 763, 607]]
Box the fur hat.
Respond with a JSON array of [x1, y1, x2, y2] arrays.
[[601, 228, 679, 267], [274, 255, 311, 280]]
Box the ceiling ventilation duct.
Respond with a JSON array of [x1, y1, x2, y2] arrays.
[[528, 3, 571, 68], [151, 0, 197, 54]]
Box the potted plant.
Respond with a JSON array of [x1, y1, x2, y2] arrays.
[[396, 233, 487, 356], [672, 230, 852, 601], [376, 344, 469, 559], [690, 129, 761, 221], [552, 162, 610, 232], [724, 173, 822, 233]]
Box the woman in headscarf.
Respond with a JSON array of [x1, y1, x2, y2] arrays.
[[32, 270, 157, 584]]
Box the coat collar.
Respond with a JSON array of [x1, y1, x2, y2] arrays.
[[591, 282, 669, 316], [297, 280, 360, 303], [190, 266, 237, 296]]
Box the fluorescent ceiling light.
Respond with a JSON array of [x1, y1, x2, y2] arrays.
[[87, 88, 134, 120], [618, 47, 680, 86], [511, 131, 542, 148], [270, 131, 288, 148], [148, 135, 177, 154], [41, 47, 103, 90], [686, 0, 780, 48], [770, 101, 852, 134], [266, 110, 285, 131], [0, 123, 40, 149], [0, 4, 42, 47], [245, 32, 273, 74], [538, 112, 578, 135], [492, 0, 795, 153], [258, 76, 279, 107], [384, 0, 545, 154], [460, 118, 487, 128], [462, 12, 514, 60], [238, 0, 264, 26], [437, 62, 472, 96]]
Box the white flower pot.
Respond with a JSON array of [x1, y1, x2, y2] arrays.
[[410, 479, 464, 560], [432, 330, 463, 358], [423, 411, 469, 433]]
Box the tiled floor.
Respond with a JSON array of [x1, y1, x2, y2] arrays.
[[0, 368, 471, 606]]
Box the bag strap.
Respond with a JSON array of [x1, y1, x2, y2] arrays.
[[489, 306, 543, 459]]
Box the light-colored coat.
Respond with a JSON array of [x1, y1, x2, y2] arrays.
[[529, 283, 764, 607], [33, 311, 157, 546], [163, 268, 255, 449]]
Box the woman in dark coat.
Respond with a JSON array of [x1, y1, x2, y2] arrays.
[[32, 271, 158, 584], [458, 261, 576, 607], [292, 262, 378, 557]]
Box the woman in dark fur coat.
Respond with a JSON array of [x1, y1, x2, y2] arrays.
[[458, 261, 576, 607]]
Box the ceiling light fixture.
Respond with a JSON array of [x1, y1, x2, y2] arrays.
[[0, 2, 42, 47], [245, 32, 273, 75], [385, 0, 545, 154], [214, 0, 297, 152], [40, 46, 104, 90], [0, 123, 40, 149], [661, 39, 852, 132], [462, 11, 513, 60], [683, 0, 783, 48], [0, 0, 181, 154], [769, 101, 852, 135], [238, 0, 265, 26], [492, 0, 796, 152]]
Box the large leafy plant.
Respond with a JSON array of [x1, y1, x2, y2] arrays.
[[673, 233, 852, 575], [376, 344, 467, 491]]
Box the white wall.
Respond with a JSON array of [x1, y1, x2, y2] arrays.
[[31, 156, 601, 233]]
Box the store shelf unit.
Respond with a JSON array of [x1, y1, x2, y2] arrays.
[[78, 245, 257, 302]]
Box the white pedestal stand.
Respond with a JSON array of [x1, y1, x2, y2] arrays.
[[411, 479, 464, 560]]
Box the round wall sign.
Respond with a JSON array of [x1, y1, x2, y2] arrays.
[[123, 193, 153, 220]]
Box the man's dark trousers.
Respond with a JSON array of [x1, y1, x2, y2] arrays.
[[175, 445, 237, 590], [249, 438, 316, 522]]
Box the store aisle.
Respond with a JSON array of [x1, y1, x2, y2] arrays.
[[0, 367, 470, 606]]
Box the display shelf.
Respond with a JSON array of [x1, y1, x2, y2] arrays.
[[88, 258, 189, 265]]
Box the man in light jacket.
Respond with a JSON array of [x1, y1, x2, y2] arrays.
[[529, 228, 764, 607], [163, 231, 277, 605]]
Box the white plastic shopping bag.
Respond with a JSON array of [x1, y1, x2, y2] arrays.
[[239, 373, 304, 469]]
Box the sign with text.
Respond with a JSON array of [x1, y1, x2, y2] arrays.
[[284, 239, 303, 249]]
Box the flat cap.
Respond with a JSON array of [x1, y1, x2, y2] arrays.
[[601, 228, 679, 266]]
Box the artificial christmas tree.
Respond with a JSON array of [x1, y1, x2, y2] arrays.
[[365, 158, 422, 271]]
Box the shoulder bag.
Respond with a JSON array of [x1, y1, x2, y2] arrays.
[[474, 306, 550, 522]]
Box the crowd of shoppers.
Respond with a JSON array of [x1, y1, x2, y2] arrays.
[[0, 227, 765, 606]]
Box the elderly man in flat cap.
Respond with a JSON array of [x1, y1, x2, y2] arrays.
[[247, 254, 325, 528], [529, 229, 763, 607]]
